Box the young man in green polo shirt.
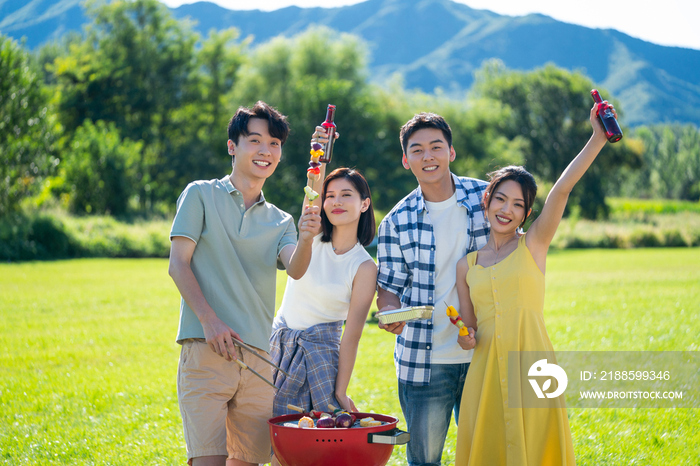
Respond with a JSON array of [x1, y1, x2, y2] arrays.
[[168, 101, 321, 466]]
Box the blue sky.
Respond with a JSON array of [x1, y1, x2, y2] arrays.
[[160, 0, 700, 51]]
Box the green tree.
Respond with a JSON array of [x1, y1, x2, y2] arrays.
[[628, 124, 700, 200], [376, 86, 528, 209], [198, 29, 249, 131], [429, 96, 527, 178], [50, 0, 199, 211], [162, 28, 250, 203], [231, 26, 405, 214], [231, 30, 532, 215], [35, 31, 84, 87], [0, 35, 56, 217], [472, 60, 642, 218], [59, 120, 142, 215]]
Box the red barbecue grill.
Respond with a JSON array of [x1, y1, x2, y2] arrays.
[[268, 412, 410, 466]]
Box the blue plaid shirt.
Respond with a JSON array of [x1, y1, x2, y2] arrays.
[[377, 174, 490, 385], [269, 317, 343, 417]]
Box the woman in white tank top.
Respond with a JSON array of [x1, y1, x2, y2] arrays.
[[270, 127, 377, 416]]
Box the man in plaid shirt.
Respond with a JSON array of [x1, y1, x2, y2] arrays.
[[377, 113, 489, 466]]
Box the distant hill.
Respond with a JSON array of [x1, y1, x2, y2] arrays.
[[3, 0, 700, 127], [0, 0, 86, 48]]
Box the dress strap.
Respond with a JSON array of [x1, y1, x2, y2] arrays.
[[466, 250, 478, 268], [518, 233, 527, 246]]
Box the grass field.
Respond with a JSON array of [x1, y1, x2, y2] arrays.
[[1, 249, 699, 465]]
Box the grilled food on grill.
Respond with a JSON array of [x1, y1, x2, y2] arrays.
[[298, 416, 315, 428]]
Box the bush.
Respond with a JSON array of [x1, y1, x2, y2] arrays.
[[62, 215, 171, 258], [551, 211, 700, 250], [0, 211, 171, 261], [689, 230, 700, 247], [629, 230, 662, 248], [661, 229, 689, 247], [600, 231, 629, 249], [0, 212, 80, 261], [3, 202, 699, 262]]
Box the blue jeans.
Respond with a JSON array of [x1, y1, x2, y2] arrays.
[[398, 362, 470, 466]]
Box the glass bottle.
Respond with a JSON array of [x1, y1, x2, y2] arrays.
[[319, 104, 336, 163], [591, 89, 623, 143]]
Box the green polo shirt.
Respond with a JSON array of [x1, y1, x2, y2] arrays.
[[170, 175, 297, 351]]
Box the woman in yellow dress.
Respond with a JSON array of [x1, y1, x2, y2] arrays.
[[454, 102, 616, 466]]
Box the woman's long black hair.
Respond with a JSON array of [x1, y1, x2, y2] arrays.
[[320, 167, 376, 247]]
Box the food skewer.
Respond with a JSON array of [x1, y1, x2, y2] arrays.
[[286, 403, 332, 418], [287, 404, 331, 429], [287, 403, 306, 414], [304, 142, 325, 205], [286, 403, 382, 429], [328, 403, 344, 415], [287, 404, 323, 417], [445, 302, 471, 336]]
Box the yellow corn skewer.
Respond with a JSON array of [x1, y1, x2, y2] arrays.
[[446, 303, 470, 336]]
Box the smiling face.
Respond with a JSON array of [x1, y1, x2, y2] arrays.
[[323, 177, 370, 229], [485, 179, 531, 234], [402, 127, 455, 189], [227, 117, 282, 181]]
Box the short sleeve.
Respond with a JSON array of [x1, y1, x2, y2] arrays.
[[276, 218, 298, 269], [376, 216, 410, 297], [170, 183, 204, 243]]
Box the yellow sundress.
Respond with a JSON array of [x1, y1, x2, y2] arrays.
[[455, 235, 575, 466]]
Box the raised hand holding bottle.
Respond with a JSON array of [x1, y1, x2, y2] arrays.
[[591, 89, 623, 143]]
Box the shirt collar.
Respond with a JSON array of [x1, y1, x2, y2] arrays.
[[453, 174, 472, 208], [221, 175, 267, 205], [415, 173, 472, 212]]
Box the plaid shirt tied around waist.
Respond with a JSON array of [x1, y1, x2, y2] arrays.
[[377, 174, 489, 385], [269, 317, 343, 417]]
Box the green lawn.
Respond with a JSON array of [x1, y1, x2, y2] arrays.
[[1, 249, 699, 465]]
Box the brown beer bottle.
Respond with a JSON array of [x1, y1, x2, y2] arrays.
[[591, 89, 623, 143], [319, 104, 336, 163]]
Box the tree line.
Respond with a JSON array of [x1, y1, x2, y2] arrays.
[[1, 0, 698, 226]]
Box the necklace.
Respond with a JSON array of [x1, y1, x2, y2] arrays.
[[487, 234, 518, 265], [332, 242, 356, 255]]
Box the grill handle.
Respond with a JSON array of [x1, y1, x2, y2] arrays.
[[367, 428, 410, 445]]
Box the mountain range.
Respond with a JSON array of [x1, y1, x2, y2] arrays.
[[2, 0, 700, 127]]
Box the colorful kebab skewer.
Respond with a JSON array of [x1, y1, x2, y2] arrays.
[[445, 302, 471, 336], [304, 104, 336, 204], [303, 142, 325, 204]]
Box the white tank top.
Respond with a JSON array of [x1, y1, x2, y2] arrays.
[[277, 234, 374, 330]]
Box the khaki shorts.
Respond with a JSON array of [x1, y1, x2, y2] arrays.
[[177, 339, 274, 463]]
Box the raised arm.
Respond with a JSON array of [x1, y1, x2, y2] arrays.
[[279, 125, 336, 278], [526, 103, 612, 263], [278, 206, 319, 279], [335, 260, 378, 412]]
